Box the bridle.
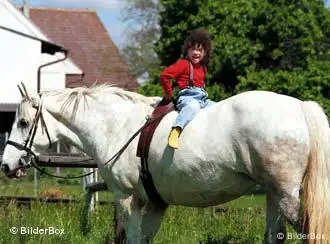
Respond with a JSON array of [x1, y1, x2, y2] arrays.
[[6, 95, 52, 173], [4, 95, 102, 179]]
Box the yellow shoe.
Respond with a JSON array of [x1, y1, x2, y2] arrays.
[[168, 127, 182, 149]]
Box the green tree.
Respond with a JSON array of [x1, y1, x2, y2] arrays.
[[140, 0, 330, 113], [156, 0, 330, 89], [121, 0, 160, 79], [236, 60, 330, 115]]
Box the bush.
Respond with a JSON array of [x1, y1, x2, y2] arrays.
[[236, 61, 330, 116]]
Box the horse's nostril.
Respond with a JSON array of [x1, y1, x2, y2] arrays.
[[1, 164, 10, 173], [19, 157, 25, 166]]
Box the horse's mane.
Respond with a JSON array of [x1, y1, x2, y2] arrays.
[[43, 84, 159, 103], [41, 84, 161, 121]]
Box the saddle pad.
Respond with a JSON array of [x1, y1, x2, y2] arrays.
[[137, 99, 175, 158]]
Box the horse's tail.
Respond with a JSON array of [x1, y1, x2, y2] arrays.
[[301, 101, 330, 243]]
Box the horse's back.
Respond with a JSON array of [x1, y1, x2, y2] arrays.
[[158, 90, 307, 147], [148, 91, 310, 206], [221, 91, 310, 181]]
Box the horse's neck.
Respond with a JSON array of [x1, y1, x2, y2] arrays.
[[41, 103, 85, 152], [43, 93, 152, 161]]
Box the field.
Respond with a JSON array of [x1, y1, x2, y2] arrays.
[[0, 172, 299, 244]]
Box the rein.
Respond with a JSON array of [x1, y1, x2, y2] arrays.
[[7, 101, 168, 180], [31, 115, 157, 179]]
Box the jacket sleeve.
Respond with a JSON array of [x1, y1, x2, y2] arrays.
[[160, 60, 187, 98]]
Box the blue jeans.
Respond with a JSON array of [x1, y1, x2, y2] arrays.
[[173, 87, 215, 129]]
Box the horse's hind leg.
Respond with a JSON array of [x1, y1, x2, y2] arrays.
[[140, 201, 168, 243], [263, 195, 286, 244], [265, 182, 302, 236], [258, 139, 308, 237], [276, 189, 302, 233]]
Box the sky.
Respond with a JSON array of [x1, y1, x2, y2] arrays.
[[12, 0, 127, 48], [12, 0, 330, 49]]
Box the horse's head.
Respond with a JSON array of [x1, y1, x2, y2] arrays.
[[1, 84, 55, 178]]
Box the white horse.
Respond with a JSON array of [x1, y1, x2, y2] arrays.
[[1, 85, 330, 243]]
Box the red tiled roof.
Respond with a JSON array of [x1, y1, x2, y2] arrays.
[[29, 7, 139, 90]]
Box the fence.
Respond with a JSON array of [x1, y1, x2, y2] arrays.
[[0, 195, 112, 206], [0, 132, 103, 211], [35, 152, 102, 209]]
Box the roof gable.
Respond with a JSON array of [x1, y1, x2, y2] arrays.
[[0, 0, 82, 75], [29, 7, 139, 90], [1, 0, 48, 43]]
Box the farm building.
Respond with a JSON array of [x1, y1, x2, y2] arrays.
[[28, 6, 138, 90], [0, 0, 138, 152]]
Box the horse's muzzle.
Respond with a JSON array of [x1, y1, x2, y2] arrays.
[[1, 155, 31, 178]]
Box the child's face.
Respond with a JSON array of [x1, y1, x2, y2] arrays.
[[187, 44, 205, 64]]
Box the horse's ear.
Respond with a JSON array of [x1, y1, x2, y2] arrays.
[[17, 84, 25, 98], [30, 97, 40, 108], [20, 82, 31, 100]]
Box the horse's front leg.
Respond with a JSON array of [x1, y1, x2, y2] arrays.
[[114, 204, 126, 243], [116, 194, 166, 244], [140, 201, 168, 243], [116, 193, 144, 244]]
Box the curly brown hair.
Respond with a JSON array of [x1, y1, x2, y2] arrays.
[[183, 27, 212, 65]]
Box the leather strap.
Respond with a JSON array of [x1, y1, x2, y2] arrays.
[[188, 61, 194, 87], [137, 100, 174, 207]]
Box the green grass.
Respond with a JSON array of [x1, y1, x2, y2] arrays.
[[0, 194, 300, 244], [0, 201, 114, 244], [0, 176, 300, 243]]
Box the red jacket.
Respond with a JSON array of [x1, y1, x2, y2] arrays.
[[160, 59, 206, 98]]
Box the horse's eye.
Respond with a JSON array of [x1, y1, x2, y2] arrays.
[[18, 119, 29, 128]]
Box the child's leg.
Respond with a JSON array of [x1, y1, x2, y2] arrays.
[[169, 97, 200, 149], [168, 127, 182, 149], [173, 97, 200, 129], [202, 99, 216, 108]]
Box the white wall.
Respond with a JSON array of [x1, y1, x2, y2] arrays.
[[40, 72, 66, 91], [0, 0, 82, 111], [0, 1, 40, 104]]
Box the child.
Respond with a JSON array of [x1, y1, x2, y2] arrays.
[[160, 27, 214, 149]]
